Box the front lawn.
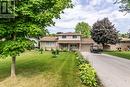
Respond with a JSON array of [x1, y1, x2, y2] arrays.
[[104, 51, 130, 60], [0, 51, 86, 87]]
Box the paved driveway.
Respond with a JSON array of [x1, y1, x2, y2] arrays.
[[81, 52, 130, 87]]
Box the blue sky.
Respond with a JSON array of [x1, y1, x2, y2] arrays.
[[48, 0, 130, 34]]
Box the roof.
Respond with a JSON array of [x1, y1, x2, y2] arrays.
[[40, 36, 58, 41], [58, 40, 81, 43], [81, 38, 95, 44], [57, 32, 81, 36], [120, 38, 130, 42], [40, 36, 95, 44]]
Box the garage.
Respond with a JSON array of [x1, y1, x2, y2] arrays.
[[81, 44, 92, 52], [81, 38, 94, 52]]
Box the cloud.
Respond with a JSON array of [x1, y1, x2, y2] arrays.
[[48, 0, 130, 33]]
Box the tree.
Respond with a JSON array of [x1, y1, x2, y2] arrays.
[[118, 33, 129, 38], [115, 0, 130, 12], [91, 18, 119, 48], [0, 0, 72, 77], [75, 22, 91, 38]]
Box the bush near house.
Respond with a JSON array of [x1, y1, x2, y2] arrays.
[[51, 49, 60, 58], [75, 52, 101, 87], [39, 48, 43, 54]]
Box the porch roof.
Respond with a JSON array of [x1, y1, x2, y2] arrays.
[[40, 36, 58, 41]]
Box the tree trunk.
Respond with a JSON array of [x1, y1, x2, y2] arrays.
[[11, 56, 16, 77], [102, 43, 105, 50]]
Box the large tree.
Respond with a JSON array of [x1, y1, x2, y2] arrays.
[[115, 0, 130, 12], [0, 0, 72, 77], [75, 22, 91, 38], [91, 18, 119, 48]]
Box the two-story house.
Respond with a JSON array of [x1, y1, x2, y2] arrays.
[[39, 32, 95, 52]]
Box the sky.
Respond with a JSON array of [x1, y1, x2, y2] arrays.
[[48, 0, 130, 34]]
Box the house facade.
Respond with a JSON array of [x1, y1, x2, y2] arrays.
[[40, 32, 95, 52], [105, 38, 130, 51]]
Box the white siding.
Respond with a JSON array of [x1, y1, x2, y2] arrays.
[[58, 35, 81, 40]]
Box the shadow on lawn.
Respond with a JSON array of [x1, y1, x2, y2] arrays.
[[16, 60, 53, 78], [0, 58, 53, 82]]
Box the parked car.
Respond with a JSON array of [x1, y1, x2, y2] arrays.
[[90, 45, 103, 53]]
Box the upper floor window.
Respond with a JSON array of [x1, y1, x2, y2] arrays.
[[73, 35, 77, 38], [62, 35, 66, 38]]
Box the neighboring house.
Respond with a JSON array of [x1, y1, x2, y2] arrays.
[[104, 38, 130, 51], [39, 32, 95, 52]]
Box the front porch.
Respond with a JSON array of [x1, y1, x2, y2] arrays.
[[59, 43, 80, 51]]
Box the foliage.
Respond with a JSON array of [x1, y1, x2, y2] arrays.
[[91, 18, 119, 47], [75, 52, 88, 65], [79, 64, 97, 87], [118, 33, 129, 38], [56, 49, 60, 55], [127, 29, 130, 38], [0, 0, 73, 76], [51, 49, 60, 58], [0, 0, 73, 57], [62, 48, 68, 52], [115, 0, 130, 12], [75, 52, 99, 87], [39, 48, 43, 54], [75, 22, 91, 38]]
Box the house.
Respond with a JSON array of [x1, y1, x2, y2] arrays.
[[39, 32, 95, 52], [103, 38, 130, 51]]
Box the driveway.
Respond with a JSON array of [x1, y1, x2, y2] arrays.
[[81, 52, 130, 87]]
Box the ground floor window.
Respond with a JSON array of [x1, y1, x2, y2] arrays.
[[70, 44, 79, 50]]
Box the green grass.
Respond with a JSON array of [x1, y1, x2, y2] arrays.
[[0, 51, 86, 87], [104, 51, 130, 60]]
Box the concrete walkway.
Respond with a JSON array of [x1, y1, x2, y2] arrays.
[[81, 52, 130, 87]]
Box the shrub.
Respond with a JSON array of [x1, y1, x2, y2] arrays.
[[75, 51, 98, 87], [63, 48, 68, 52], [56, 49, 60, 55], [51, 49, 60, 58], [52, 50, 56, 58], [79, 64, 97, 87], [45, 47, 47, 51], [75, 52, 88, 65], [39, 48, 43, 54]]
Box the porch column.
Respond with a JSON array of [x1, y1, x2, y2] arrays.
[[79, 43, 82, 51], [68, 44, 70, 51]]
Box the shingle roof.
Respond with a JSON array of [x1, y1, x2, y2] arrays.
[[40, 36, 95, 44], [57, 32, 81, 36], [120, 38, 130, 42], [81, 38, 95, 44], [40, 36, 58, 41]]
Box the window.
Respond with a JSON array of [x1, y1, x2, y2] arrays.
[[62, 35, 66, 38], [0, 0, 16, 18], [1, 1, 8, 14], [73, 35, 77, 38], [46, 42, 55, 46]]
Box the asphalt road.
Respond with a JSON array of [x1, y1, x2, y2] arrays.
[[81, 52, 130, 87]]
